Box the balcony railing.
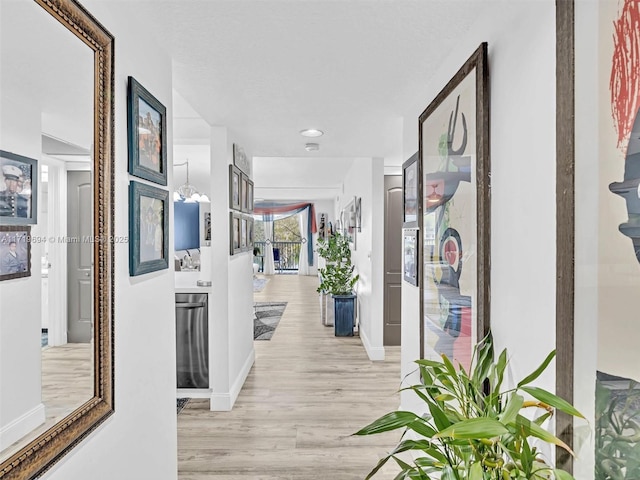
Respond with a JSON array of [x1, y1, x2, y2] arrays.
[[254, 241, 302, 272]]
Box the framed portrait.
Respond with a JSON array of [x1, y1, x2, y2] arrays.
[[0, 150, 37, 225], [403, 229, 419, 286], [229, 212, 241, 255], [127, 76, 168, 185], [0, 226, 31, 281], [419, 43, 490, 371], [129, 181, 169, 276], [233, 143, 251, 177], [229, 164, 241, 211], [402, 152, 419, 228]]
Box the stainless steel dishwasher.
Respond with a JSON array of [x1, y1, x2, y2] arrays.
[[175, 293, 209, 389]]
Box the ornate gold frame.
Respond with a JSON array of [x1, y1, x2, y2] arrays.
[[0, 0, 114, 478]]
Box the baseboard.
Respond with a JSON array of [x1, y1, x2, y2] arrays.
[[359, 328, 385, 361], [176, 388, 211, 399], [0, 403, 46, 451], [210, 347, 255, 411]]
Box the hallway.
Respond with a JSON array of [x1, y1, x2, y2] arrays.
[[178, 274, 402, 479]]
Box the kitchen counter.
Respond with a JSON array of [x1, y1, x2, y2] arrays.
[[175, 271, 212, 293]]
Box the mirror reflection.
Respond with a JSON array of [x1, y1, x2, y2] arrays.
[[0, 0, 94, 462]]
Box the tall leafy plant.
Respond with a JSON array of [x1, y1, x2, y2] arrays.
[[355, 334, 584, 479], [316, 232, 359, 295]]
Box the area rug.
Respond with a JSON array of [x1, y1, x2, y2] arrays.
[[254, 302, 287, 340], [253, 277, 269, 292], [177, 398, 190, 414]]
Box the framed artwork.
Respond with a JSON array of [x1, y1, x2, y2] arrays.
[[229, 212, 241, 255], [229, 164, 241, 211], [246, 179, 254, 213], [419, 43, 490, 371], [403, 229, 419, 286], [241, 174, 249, 212], [402, 152, 419, 228], [233, 143, 251, 176], [129, 181, 169, 276], [0, 150, 37, 225], [248, 217, 254, 248], [241, 216, 248, 250], [0, 226, 31, 281], [127, 76, 167, 185]]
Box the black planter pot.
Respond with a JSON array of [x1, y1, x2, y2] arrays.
[[333, 293, 356, 336]]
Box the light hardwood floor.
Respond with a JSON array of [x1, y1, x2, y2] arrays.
[[178, 274, 404, 479]]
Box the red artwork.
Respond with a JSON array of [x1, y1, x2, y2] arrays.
[[611, 0, 640, 149]]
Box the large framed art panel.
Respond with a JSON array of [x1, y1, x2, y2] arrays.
[[419, 43, 490, 371]]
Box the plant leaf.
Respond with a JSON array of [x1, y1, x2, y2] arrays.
[[512, 414, 574, 456], [364, 452, 393, 480], [434, 417, 509, 440], [500, 393, 524, 425], [355, 411, 421, 435], [407, 419, 437, 439], [469, 461, 483, 480], [517, 351, 556, 388], [520, 386, 585, 419], [554, 469, 575, 480], [427, 399, 451, 430]]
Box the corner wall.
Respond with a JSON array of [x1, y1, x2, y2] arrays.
[[401, 1, 557, 409], [340, 157, 385, 360]]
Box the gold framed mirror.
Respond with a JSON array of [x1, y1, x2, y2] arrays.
[[0, 0, 114, 478]]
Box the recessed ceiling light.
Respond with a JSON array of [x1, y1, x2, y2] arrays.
[[305, 143, 320, 151], [300, 129, 324, 137]]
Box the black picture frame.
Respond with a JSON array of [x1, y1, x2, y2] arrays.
[[233, 143, 251, 176], [402, 152, 419, 228], [0, 225, 31, 281], [246, 179, 254, 213], [129, 181, 169, 276], [403, 228, 419, 286], [248, 216, 254, 249], [127, 76, 167, 186], [419, 43, 490, 369], [241, 215, 248, 251], [0, 150, 38, 225], [229, 164, 241, 211], [229, 211, 241, 255]]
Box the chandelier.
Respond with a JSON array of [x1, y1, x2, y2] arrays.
[[173, 160, 209, 203]]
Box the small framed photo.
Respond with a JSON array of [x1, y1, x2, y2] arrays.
[[248, 217, 254, 248], [127, 76, 168, 186], [229, 165, 241, 211], [0, 150, 37, 225], [233, 143, 251, 176], [403, 229, 419, 286], [403, 152, 419, 228], [241, 216, 248, 250], [129, 181, 169, 276], [240, 174, 250, 212], [0, 226, 31, 280], [229, 212, 241, 255], [246, 179, 254, 213]]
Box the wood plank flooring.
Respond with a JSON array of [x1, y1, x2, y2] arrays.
[[178, 274, 404, 479]]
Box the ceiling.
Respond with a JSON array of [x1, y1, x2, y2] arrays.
[[113, 0, 489, 161]]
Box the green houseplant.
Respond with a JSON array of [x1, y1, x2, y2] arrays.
[[355, 334, 584, 479], [316, 232, 359, 335]]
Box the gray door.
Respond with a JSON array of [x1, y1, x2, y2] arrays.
[[67, 171, 92, 343], [384, 175, 403, 345]]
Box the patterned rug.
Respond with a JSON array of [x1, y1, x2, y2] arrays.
[[254, 302, 287, 340], [253, 277, 269, 292], [177, 398, 190, 414]]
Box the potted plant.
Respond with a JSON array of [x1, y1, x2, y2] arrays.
[[355, 334, 585, 479], [316, 232, 359, 336]]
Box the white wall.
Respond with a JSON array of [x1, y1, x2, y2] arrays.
[[401, 1, 558, 408], [340, 157, 385, 361], [208, 127, 255, 411], [42, 3, 179, 479], [0, 92, 45, 451]]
